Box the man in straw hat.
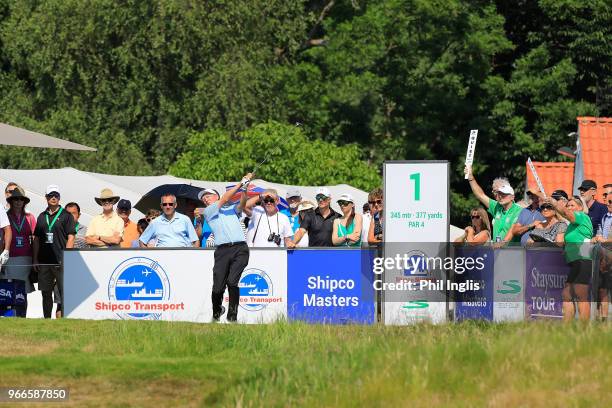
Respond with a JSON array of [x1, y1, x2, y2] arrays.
[[85, 188, 124, 248], [32, 184, 75, 318]]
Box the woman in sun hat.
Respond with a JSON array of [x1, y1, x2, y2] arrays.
[[4, 187, 37, 317], [294, 201, 315, 248]]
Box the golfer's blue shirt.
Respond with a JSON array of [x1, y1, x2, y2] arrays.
[[203, 202, 245, 246], [139, 212, 198, 247]]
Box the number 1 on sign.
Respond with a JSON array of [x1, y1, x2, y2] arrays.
[[409, 173, 421, 201]]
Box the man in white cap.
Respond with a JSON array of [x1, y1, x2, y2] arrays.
[[244, 189, 293, 247], [282, 188, 302, 239], [32, 184, 75, 318], [86, 188, 124, 248], [465, 166, 522, 243], [199, 173, 253, 322], [289, 187, 341, 247]]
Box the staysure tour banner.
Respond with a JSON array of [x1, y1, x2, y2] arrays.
[[524, 249, 568, 319]]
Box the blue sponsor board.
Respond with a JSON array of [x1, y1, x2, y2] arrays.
[[454, 246, 494, 321], [0, 279, 26, 306], [287, 249, 375, 324]]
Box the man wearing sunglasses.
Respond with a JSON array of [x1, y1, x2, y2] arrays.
[[578, 179, 608, 236], [85, 188, 124, 248], [32, 185, 75, 318], [465, 166, 522, 244], [594, 183, 612, 243], [288, 187, 340, 248], [244, 189, 293, 247], [594, 183, 612, 321], [138, 193, 199, 248]]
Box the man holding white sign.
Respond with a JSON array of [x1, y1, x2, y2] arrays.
[[465, 166, 521, 244]]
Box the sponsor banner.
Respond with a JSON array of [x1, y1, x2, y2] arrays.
[[0, 279, 26, 306], [222, 250, 287, 324], [493, 248, 525, 322], [65, 250, 215, 322], [525, 249, 567, 319], [382, 242, 448, 325], [454, 246, 493, 321], [287, 249, 375, 324]]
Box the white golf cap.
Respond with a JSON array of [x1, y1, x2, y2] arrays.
[[198, 188, 220, 200], [498, 184, 514, 195], [315, 187, 331, 198], [286, 188, 301, 199], [46, 184, 60, 195], [337, 193, 354, 203]]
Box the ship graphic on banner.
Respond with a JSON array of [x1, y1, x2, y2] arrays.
[[108, 258, 171, 319]]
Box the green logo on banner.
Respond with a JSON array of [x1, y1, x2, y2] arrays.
[[497, 279, 521, 294], [402, 300, 429, 309]]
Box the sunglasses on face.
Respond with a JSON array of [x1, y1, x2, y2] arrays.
[[100, 199, 114, 204], [12, 198, 25, 202], [46, 193, 60, 199], [262, 197, 276, 204], [368, 199, 382, 205], [315, 195, 329, 202], [338, 200, 352, 207], [471, 215, 480, 219], [161, 203, 174, 207], [540, 205, 554, 211]]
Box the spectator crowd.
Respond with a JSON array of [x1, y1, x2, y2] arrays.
[[462, 166, 611, 321], [1, 173, 610, 322], [0, 182, 386, 318]]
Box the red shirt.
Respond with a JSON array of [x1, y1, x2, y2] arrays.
[[7, 212, 37, 257]]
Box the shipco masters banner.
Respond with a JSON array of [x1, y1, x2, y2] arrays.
[[287, 250, 375, 324]]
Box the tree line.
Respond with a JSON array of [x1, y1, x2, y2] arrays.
[[0, 0, 609, 223]]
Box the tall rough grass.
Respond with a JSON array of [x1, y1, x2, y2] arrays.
[[0, 320, 610, 407]]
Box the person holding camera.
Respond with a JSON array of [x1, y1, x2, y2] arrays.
[[244, 189, 293, 247]]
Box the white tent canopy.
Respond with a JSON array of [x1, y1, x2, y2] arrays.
[[0, 123, 96, 151], [0, 167, 369, 225]]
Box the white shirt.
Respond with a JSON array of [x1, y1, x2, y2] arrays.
[[247, 207, 292, 247], [297, 232, 309, 247], [0, 211, 9, 228], [361, 213, 371, 246]]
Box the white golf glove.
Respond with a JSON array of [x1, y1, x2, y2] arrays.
[[240, 177, 251, 189], [0, 249, 9, 266]]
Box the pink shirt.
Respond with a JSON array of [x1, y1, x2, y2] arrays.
[[7, 212, 37, 257]]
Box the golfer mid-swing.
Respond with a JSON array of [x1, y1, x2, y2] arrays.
[[199, 173, 252, 322]]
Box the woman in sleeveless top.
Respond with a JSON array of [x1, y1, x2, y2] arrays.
[[332, 194, 362, 247], [4, 188, 37, 317]]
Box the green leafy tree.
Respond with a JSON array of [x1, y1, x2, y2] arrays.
[[170, 121, 380, 191]]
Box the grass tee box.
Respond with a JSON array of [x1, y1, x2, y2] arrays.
[[0, 319, 610, 407]]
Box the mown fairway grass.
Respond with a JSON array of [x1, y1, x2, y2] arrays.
[[0, 319, 610, 407]]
